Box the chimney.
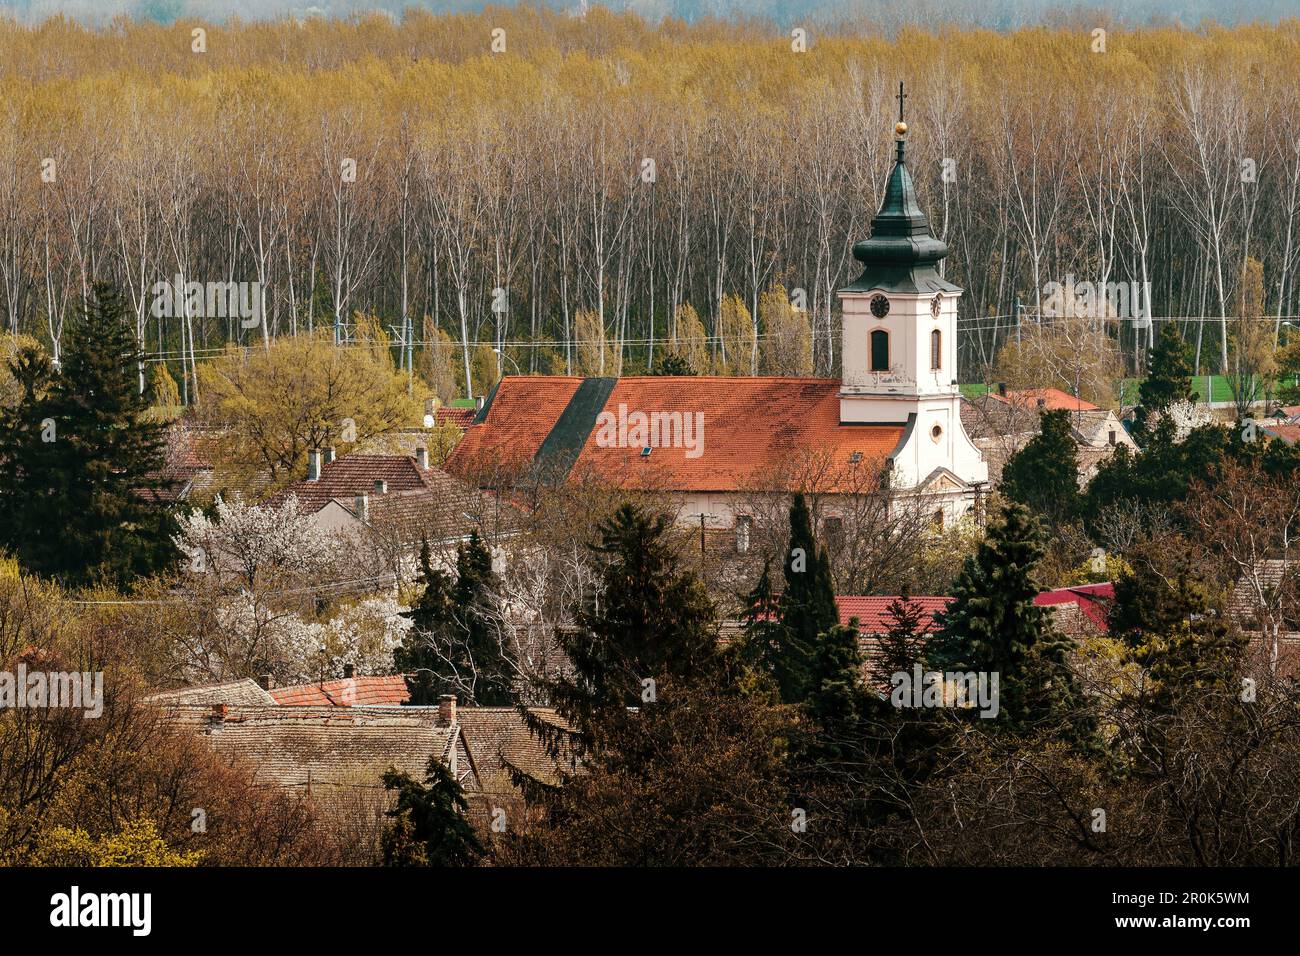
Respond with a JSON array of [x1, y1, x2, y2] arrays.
[[438, 694, 457, 726], [374, 479, 387, 494], [997, 382, 1007, 397], [307, 449, 322, 481], [342, 663, 355, 679], [211, 703, 227, 723], [256, 674, 273, 691], [415, 447, 428, 470], [475, 395, 485, 413], [323, 446, 336, 465], [355, 493, 369, 522], [1036, 397, 1046, 408]]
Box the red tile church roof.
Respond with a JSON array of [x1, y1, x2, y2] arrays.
[[449, 376, 903, 492]]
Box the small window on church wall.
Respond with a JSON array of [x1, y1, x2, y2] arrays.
[[932, 508, 945, 531], [930, 329, 942, 370], [823, 516, 844, 551], [870, 329, 889, 372]]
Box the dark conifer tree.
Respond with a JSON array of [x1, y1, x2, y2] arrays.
[[380, 757, 484, 867], [927, 502, 1086, 734], [869, 596, 929, 689], [533, 503, 717, 753], [806, 620, 866, 759], [739, 558, 810, 702], [777, 493, 836, 702], [1000, 409, 1082, 532], [1139, 321, 1197, 413], [0, 282, 178, 587]]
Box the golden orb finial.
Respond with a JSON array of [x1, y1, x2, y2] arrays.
[[895, 121, 908, 137]]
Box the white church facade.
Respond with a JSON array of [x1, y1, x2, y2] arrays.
[[447, 111, 989, 532]]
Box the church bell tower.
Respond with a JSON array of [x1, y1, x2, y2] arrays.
[[837, 83, 987, 498]]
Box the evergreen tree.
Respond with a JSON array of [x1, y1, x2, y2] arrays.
[[806, 620, 865, 757], [869, 596, 929, 689], [927, 502, 1083, 732], [777, 493, 836, 702], [1000, 409, 1081, 531], [540, 503, 717, 747], [396, 533, 512, 706], [738, 558, 810, 702], [380, 757, 484, 867], [0, 282, 178, 587], [453, 531, 512, 705], [397, 538, 456, 702], [1082, 418, 1232, 534], [1136, 322, 1198, 433], [648, 352, 697, 376]]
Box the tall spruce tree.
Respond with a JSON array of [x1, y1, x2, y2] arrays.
[[380, 757, 484, 867], [806, 620, 865, 758], [1140, 321, 1198, 413], [0, 282, 177, 587], [927, 502, 1084, 732], [538, 503, 717, 748], [397, 537, 456, 702], [396, 533, 512, 705], [778, 493, 837, 702], [739, 559, 810, 702], [1000, 408, 1082, 532]]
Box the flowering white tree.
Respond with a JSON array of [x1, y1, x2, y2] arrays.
[[172, 494, 402, 684], [175, 493, 338, 590]]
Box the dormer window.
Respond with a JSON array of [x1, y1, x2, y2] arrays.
[[870, 329, 890, 372], [930, 329, 942, 371]]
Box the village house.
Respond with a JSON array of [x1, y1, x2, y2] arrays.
[[270, 448, 516, 579], [448, 120, 989, 534], [148, 678, 573, 831], [960, 386, 1137, 486]]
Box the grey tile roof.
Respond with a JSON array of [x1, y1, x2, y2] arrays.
[[166, 705, 478, 809], [145, 679, 277, 707]]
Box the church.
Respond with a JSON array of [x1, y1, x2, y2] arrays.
[[447, 113, 988, 534]]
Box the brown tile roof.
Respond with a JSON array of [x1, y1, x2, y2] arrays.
[[1227, 560, 1297, 625], [167, 705, 477, 809], [271, 454, 438, 512], [360, 477, 505, 545], [450, 376, 903, 492], [145, 679, 277, 707], [457, 706, 575, 798], [270, 675, 411, 707]]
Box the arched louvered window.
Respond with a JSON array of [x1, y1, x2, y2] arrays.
[[930, 329, 942, 371], [870, 329, 890, 372]]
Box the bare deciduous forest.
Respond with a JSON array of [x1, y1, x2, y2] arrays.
[[1, 10, 1298, 398]]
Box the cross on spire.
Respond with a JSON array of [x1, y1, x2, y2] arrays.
[[897, 81, 907, 123]]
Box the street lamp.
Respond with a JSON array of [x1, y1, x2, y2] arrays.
[[493, 347, 521, 376]]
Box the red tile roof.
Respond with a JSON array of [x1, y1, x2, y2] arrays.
[[449, 376, 903, 492], [450, 376, 585, 474], [993, 388, 1099, 412], [270, 675, 411, 707], [435, 406, 477, 429], [835, 595, 950, 633], [833, 583, 1114, 635], [1032, 583, 1114, 630]]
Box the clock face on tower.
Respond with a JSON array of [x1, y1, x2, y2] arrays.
[[870, 294, 890, 319]]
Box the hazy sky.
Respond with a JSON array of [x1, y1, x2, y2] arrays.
[[0, 0, 1294, 29]]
